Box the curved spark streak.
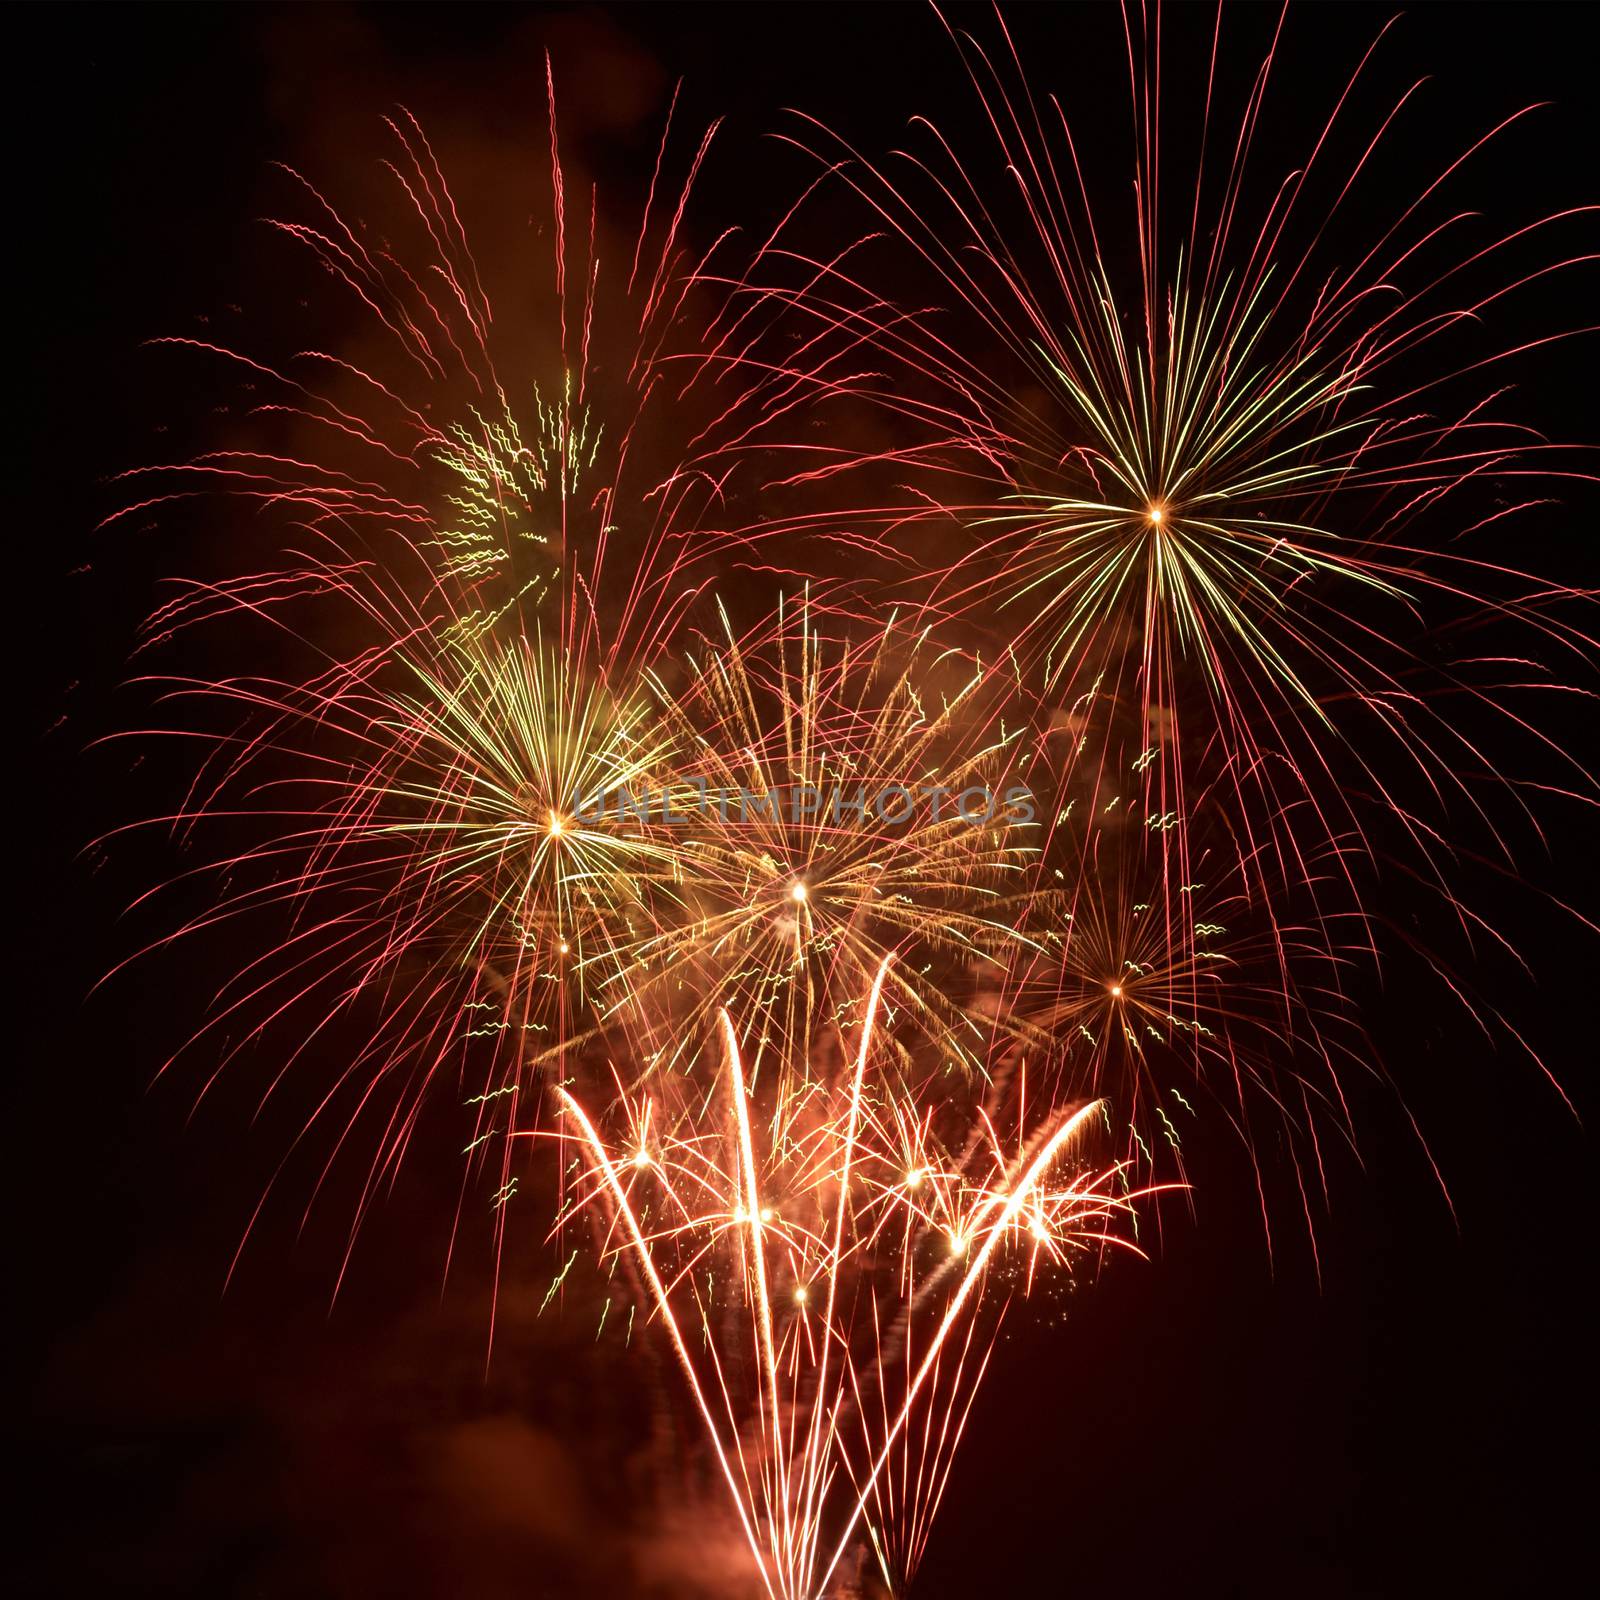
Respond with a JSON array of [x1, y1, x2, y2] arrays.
[[555, 959, 1147, 1598], [553, 1084, 781, 1600], [818, 1096, 1105, 1596]]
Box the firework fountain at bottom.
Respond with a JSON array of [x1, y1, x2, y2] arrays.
[[546, 959, 1164, 1598]]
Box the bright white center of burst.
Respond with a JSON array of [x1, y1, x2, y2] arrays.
[[632, 1149, 649, 1169], [547, 811, 565, 838], [791, 881, 808, 904], [794, 1286, 809, 1306], [1109, 982, 1123, 998], [558, 939, 569, 956], [905, 1169, 925, 1190], [948, 1230, 967, 1254], [1147, 505, 1165, 526]]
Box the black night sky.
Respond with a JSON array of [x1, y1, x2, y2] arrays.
[[12, 6, 1597, 1598]]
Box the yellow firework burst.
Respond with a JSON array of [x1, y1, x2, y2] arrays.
[[604, 596, 1045, 1096]]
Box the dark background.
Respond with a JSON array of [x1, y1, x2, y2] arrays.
[[11, 5, 1596, 1597]]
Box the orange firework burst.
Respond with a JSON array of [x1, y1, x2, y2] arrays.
[[611, 594, 1044, 1088], [548, 959, 1165, 1598]]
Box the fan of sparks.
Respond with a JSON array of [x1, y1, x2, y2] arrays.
[[551, 960, 1162, 1598]]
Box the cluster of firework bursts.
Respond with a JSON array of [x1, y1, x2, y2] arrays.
[[104, 10, 1594, 1596]]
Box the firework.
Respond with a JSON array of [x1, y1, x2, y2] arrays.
[[699, 1, 1595, 1203], [549, 960, 1160, 1597], [96, 77, 770, 1321], [95, 10, 1595, 1596], [607, 593, 1044, 1094]]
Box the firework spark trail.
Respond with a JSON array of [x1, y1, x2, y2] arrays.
[[999, 752, 1381, 1261], [92, 70, 778, 1354], [686, 0, 1597, 1234], [549, 958, 1160, 1598]]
